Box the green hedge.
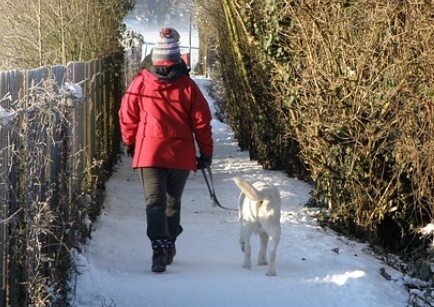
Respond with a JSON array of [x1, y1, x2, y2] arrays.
[[207, 0, 434, 256]]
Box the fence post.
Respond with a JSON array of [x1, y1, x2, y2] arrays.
[[0, 70, 8, 307], [69, 62, 86, 196]]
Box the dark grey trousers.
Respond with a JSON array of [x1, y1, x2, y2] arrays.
[[139, 167, 190, 243]]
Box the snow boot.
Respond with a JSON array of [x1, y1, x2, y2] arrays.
[[151, 240, 168, 273], [166, 242, 176, 265]]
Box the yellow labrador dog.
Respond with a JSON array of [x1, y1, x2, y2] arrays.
[[234, 177, 281, 276]]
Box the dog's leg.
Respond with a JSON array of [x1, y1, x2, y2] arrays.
[[257, 232, 268, 265], [266, 227, 281, 276], [240, 229, 252, 269]]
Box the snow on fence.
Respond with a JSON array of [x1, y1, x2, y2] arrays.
[[0, 47, 141, 306]]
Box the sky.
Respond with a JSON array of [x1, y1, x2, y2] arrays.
[[71, 76, 412, 307]]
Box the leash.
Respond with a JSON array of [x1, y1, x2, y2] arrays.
[[201, 164, 238, 211]]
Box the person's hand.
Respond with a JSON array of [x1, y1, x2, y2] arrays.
[[196, 155, 212, 169], [126, 144, 135, 157]]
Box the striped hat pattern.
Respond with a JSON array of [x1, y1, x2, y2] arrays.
[[151, 27, 181, 65]]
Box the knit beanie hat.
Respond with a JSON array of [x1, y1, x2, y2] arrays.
[[151, 28, 181, 65]]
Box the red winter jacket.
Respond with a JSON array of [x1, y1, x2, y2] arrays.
[[119, 65, 213, 170]]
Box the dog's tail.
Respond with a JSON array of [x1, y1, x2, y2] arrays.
[[233, 177, 263, 201]]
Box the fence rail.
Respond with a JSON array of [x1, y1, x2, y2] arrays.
[[0, 45, 141, 306]]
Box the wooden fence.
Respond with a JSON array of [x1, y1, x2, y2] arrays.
[[0, 45, 141, 306]]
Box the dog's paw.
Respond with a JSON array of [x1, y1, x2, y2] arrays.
[[242, 259, 252, 269], [266, 270, 277, 276]]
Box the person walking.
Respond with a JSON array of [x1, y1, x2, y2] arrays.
[[118, 28, 213, 273]]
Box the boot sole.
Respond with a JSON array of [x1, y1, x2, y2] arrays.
[[152, 265, 166, 273]]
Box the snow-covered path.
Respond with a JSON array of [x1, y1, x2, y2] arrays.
[[72, 77, 409, 307]]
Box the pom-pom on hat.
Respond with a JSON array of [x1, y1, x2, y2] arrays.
[[151, 27, 181, 66], [159, 27, 180, 42]]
